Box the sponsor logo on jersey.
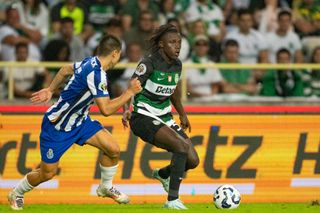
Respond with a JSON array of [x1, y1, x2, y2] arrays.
[[135, 63, 147, 76], [46, 148, 54, 159], [155, 86, 175, 94]]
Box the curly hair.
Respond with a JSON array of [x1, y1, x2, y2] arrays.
[[148, 24, 178, 54]]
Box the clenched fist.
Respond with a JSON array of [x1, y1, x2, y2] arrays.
[[128, 77, 142, 94]]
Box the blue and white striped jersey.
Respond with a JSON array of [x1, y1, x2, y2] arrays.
[[45, 56, 109, 132]]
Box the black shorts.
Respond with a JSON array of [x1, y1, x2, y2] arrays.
[[129, 112, 188, 144]]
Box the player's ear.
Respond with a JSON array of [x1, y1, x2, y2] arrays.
[[111, 49, 120, 58]]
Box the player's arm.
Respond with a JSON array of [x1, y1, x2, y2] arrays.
[[122, 60, 153, 128], [30, 64, 73, 104], [95, 78, 141, 117], [170, 81, 191, 132], [48, 64, 74, 92]]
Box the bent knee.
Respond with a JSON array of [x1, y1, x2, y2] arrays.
[[176, 139, 190, 154], [187, 156, 200, 170], [106, 143, 120, 159]]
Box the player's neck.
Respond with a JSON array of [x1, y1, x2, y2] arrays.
[[97, 56, 112, 71]]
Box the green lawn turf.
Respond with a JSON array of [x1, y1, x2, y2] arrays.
[[0, 203, 319, 213]]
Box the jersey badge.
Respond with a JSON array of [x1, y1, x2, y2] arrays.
[[46, 148, 54, 160], [135, 63, 147, 76], [98, 82, 108, 92]]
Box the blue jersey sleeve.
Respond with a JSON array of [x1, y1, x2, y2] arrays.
[[86, 69, 109, 98]]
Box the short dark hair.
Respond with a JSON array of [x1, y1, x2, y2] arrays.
[[139, 10, 154, 20], [278, 10, 292, 20], [96, 35, 121, 56], [237, 9, 252, 18], [60, 17, 74, 24], [276, 48, 291, 58], [43, 39, 70, 61], [105, 18, 122, 29], [224, 39, 239, 48]]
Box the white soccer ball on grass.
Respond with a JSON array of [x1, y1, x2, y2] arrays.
[[213, 184, 241, 209]]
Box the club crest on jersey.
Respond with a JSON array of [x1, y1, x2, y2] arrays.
[[98, 82, 108, 92], [135, 63, 147, 76], [46, 148, 54, 159]]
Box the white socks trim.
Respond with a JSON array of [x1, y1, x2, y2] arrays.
[[13, 176, 34, 196], [100, 164, 118, 189]]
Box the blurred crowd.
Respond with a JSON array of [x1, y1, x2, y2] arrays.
[[0, 0, 320, 101]]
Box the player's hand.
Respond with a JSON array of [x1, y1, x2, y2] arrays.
[[180, 114, 191, 133], [128, 78, 142, 95], [122, 110, 131, 129], [30, 88, 53, 105]]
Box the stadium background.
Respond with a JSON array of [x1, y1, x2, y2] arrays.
[[0, 105, 319, 204]]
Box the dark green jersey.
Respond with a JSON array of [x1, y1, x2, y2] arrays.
[[131, 51, 182, 122]]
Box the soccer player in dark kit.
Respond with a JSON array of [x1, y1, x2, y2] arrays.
[[122, 24, 200, 209]]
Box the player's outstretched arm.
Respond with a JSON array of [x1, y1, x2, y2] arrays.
[[121, 91, 134, 128], [95, 78, 141, 117], [30, 64, 73, 104]]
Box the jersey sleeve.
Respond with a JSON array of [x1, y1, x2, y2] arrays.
[[86, 69, 109, 98], [131, 58, 153, 85]]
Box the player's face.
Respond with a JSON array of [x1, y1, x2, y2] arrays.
[[161, 32, 181, 60]]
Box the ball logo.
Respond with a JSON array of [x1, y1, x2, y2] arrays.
[[135, 63, 147, 76], [152, 120, 161, 125], [46, 148, 54, 160]]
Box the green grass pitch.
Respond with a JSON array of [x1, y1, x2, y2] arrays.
[[0, 203, 319, 212]]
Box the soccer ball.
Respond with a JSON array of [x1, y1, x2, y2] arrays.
[[213, 184, 241, 209]]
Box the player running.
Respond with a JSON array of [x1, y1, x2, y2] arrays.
[[8, 35, 142, 210], [122, 24, 200, 209]]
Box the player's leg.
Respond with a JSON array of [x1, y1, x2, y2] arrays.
[[156, 122, 199, 179], [153, 123, 199, 194], [153, 125, 190, 209], [8, 161, 59, 210], [155, 138, 199, 180], [85, 129, 129, 204]]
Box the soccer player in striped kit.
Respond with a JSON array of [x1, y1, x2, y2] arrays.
[[122, 24, 200, 209], [8, 35, 142, 210]]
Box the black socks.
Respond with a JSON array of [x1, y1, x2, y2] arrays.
[[168, 152, 187, 201], [158, 165, 171, 179]]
